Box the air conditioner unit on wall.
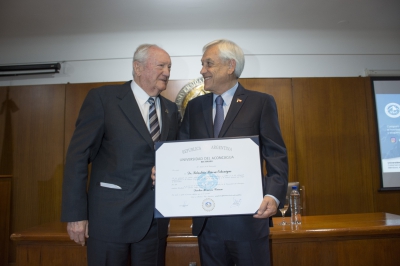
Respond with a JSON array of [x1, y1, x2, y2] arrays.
[[0, 63, 61, 77], [365, 69, 400, 77]]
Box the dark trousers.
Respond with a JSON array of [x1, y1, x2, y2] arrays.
[[198, 219, 271, 266], [87, 219, 166, 266]]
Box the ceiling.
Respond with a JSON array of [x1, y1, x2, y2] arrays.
[[1, 0, 400, 38]]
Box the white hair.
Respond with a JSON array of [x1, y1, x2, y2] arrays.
[[132, 44, 160, 77], [203, 39, 245, 78]]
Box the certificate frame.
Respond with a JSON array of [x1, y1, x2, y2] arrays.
[[154, 136, 263, 218]]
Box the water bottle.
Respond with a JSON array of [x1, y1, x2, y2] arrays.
[[290, 186, 302, 224]]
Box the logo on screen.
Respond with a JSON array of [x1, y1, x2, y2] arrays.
[[391, 137, 396, 143], [384, 103, 400, 118]]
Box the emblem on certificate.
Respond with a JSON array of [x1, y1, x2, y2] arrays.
[[154, 136, 263, 218], [197, 173, 218, 190], [202, 198, 215, 212]]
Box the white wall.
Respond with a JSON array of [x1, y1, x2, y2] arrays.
[[1, 29, 400, 86]]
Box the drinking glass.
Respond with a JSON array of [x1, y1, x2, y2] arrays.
[[279, 196, 289, 225]]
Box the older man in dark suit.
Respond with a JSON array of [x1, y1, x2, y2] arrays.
[[61, 44, 181, 266], [179, 39, 288, 266]]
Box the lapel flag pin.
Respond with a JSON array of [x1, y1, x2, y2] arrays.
[[237, 98, 242, 103]]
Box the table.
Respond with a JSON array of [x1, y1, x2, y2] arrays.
[[270, 212, 400, 266], [11, 213, 400, 266]]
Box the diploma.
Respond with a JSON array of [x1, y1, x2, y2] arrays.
[[155, 136, 263, 218]]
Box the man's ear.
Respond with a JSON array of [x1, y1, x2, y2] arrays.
[[228, 59, 236, 75], [133, 61, 142, 76]]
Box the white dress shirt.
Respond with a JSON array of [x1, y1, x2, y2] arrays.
[[131, 81, 162, 132]]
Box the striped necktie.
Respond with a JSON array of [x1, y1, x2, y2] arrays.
[[148, 97, 160, 142], [214, 95, 224, 137]]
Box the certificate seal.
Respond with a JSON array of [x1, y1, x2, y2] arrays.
[[202, 198, 215, 212], [175, 77, 210, 117], [197, 173, 218, 190]]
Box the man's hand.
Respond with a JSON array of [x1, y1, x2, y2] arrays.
[[253, 196, 278, 219], [151, 166, 156, 186], [67, 220, 89, 246]]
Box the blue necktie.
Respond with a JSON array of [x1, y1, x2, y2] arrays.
[[148, 97, 160, 142], [214, 95, 224, 137]]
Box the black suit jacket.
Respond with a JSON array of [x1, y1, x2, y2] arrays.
[[61, 81, 181, 243], [179, 83, 288, 241]]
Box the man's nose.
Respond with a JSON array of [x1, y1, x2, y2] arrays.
[[163, 66, 170, 76], [200, 65, 207, 75]]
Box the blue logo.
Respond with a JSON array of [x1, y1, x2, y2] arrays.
[[197, 173, 218, 190], [385, 103, 400, 118]]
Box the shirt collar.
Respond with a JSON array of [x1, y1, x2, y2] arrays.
[[213, 82, 239, 106], [131, 80, 155, 105]]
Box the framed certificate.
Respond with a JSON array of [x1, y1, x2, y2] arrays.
[[154, 136, 263, 218]]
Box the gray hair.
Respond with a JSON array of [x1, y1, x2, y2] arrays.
[[203, 39, 245, 78], [132, 44, 160, 77]]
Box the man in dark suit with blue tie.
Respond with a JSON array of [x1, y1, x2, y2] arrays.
[[61, 44, 181, 266], [179, 39, 288, 266]]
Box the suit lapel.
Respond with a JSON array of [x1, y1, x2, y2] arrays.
[[159, 97, 170, 141], [117, 82, 154, 149], [219, 84, 248, 137], [201, 93, 214, 138]]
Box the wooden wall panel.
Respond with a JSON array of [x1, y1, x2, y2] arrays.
[[239, 79, 297, 185], [292, 78, 375, 215], [0, 175, 12, 266], [0, 87, 6, 165], [2, 77, 400, 265], [0, 87, 14, 175], [0, 87, 12, 265], [5, 84, 66, 262]]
